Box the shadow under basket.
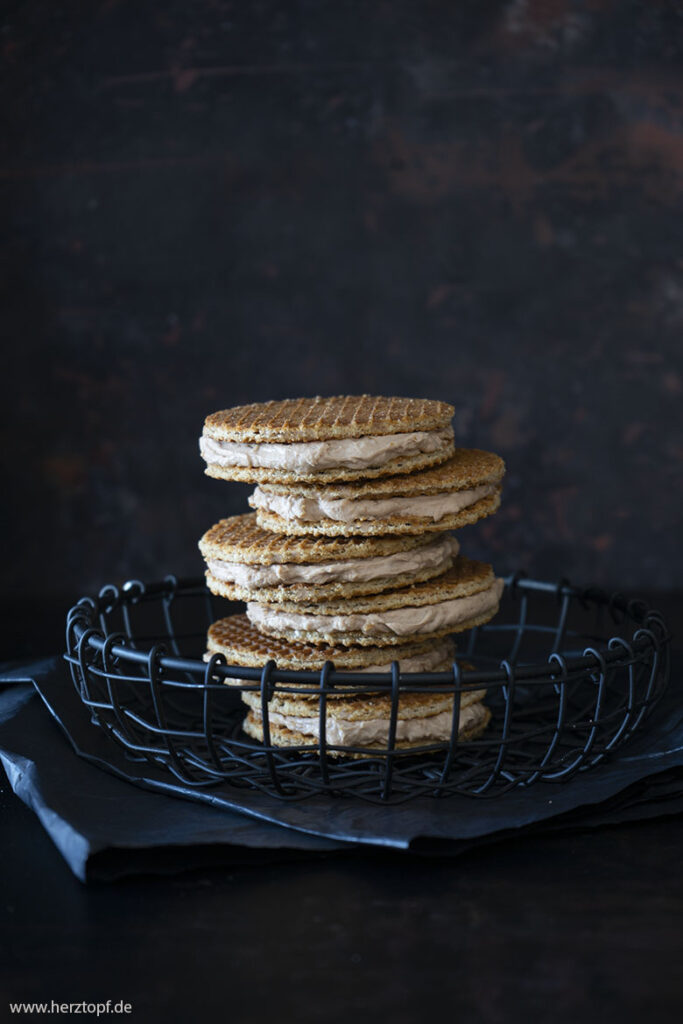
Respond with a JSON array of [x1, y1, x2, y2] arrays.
[[64, 574, 671, 804]]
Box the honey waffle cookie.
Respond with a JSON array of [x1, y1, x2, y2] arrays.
[[246, 557, 504, 647], [242, 688, 491, 756], [207, 614, 456, 676], [199, 513, 460, 602], [199, 395, 455, 484], [250, 449, 504, 536]]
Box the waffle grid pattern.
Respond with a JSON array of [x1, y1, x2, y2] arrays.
[[204, 395, 454, 442]]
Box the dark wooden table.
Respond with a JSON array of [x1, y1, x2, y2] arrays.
[[2, 597, 682, 1024], [3, 786, 683, 1024]]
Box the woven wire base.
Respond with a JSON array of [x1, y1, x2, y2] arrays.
[[64, 574, 671, 804]]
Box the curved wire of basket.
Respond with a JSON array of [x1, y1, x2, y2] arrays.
[[64, 573, 671, 804]]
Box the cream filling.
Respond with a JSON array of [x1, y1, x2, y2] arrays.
[[200, 427, 453, 473], [253, 701, 487, 746], [247, 578, 504, 638], [250, 484, 495, 524], [339, 642, 454, 674], [206, 535, 459, 587]]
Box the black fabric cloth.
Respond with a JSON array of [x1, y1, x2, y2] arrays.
[[1, 655, 682, 882]]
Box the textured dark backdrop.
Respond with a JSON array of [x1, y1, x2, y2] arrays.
[[2, 1, 682, 618]]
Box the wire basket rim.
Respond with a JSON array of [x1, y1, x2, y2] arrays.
[[62, 570, 672, 801], [65, 571, 671, 690]]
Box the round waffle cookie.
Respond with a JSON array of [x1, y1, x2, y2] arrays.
[[240, 681, 484, 715], [207, 614, 457, 678], [242, 689, 491, 757], [250, 448, 504, 537], [246, 557, 504, 647], [199, 395, 455, 484], [199, 513, 460, 603]]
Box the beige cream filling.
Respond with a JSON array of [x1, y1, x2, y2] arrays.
[[250, 484, 495, 524], [253, 701, 487, 745], [334, 642, 455, 674], [247, 578, 504, 638], [200, 427, 453, 473], [205, 535, 459, 587]]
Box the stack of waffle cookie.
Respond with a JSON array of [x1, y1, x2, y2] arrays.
[[198, 395, 505, 754]]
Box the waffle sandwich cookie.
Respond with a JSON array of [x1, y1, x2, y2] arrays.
[[241, 689, 491, 757], [199, 513, 460, 603], [250, 448, 505, 537], [207, 614, 458, 676], [199, 395, 455, 484], [205, 617, 489, 756], [246, 558, 504, 647]]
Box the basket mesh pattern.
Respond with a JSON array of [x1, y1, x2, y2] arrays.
[[64, 575, 670, 804]]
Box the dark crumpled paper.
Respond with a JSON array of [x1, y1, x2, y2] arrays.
[[1, 653, 682, 882]]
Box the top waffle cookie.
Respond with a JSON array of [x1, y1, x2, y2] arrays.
[[203, 395, 454, 442], [199, 394, 456, 484]]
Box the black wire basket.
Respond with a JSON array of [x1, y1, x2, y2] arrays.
[[64, 574, 671, 804]]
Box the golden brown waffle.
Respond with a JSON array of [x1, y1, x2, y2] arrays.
[[203, 395, 454, 443], [241, 683, 485, 718], [254, 489, 501, 538], [207, 614, 456, 670], [257, 449, 505, 499], [242, 704, 491, 757], [199, 513, 438, 564]]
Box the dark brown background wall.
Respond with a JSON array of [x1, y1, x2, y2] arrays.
[[2, 1, 682, 614]]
